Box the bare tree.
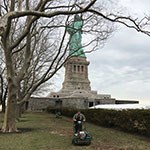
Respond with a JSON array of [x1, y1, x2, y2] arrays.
[[0, 68, 8, 113], [0, 0, 149, 132], [0, 48, 7, 113]]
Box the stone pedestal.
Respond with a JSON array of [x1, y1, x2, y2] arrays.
[[46, 56, 116, 109], [62, 56, 91, 92]]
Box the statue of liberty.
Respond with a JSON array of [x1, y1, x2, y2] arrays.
[[66, 14, 86, 57]]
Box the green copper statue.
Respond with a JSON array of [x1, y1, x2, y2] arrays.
[[66, 14, 86, 57]]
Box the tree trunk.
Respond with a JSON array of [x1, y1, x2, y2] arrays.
[[1, 47, 18, 132], [16, 97, 30, 120], [16, 103, 22, 120], [1, 99, 6, 113], [1, 87, 7, 113], [1, 85, 18, 132], [2, 103, 18, 133]]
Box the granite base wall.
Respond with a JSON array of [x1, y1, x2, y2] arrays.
[[27, 97, 116, 111]]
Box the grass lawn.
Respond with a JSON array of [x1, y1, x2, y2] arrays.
[[0, 112, 149, 150]]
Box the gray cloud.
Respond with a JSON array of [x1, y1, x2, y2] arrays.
[[87, 23, 150, 104]]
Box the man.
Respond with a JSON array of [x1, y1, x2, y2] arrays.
[[73, 111, 86, 133]]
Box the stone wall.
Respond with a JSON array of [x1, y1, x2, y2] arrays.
[[28, 97, 56, 111], [27, 96, 117, 111], [28, 97, 89, 111], [61, 97, 89, 109], [115, 100, 139, 104], [95, 99, 116, 105]]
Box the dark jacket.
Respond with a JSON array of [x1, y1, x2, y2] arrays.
[[73, 113, 86, 122]]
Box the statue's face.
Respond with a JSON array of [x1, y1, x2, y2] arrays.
[[74, 14, 81, 21]]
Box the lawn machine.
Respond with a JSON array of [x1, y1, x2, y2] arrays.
[[72, 121, 92, 146]]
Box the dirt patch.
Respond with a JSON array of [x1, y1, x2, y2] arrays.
[[50, 129, 73, 137]]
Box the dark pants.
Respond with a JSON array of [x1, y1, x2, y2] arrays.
[[74, 121, 82, 133]]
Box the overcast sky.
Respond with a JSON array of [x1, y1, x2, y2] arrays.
[[51, 0, 150, 105]]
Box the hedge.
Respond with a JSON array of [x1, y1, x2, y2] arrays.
[[47, 106, 150, 137]]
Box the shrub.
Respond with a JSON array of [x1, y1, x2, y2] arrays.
[[46, 106, 150, 137]]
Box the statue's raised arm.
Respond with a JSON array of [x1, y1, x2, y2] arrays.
[[67, 14, 85, 57]]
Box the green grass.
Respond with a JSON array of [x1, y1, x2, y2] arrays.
[[0, 112, 150, 150]]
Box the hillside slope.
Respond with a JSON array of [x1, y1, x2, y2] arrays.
[[0, 112, 149, 150]]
